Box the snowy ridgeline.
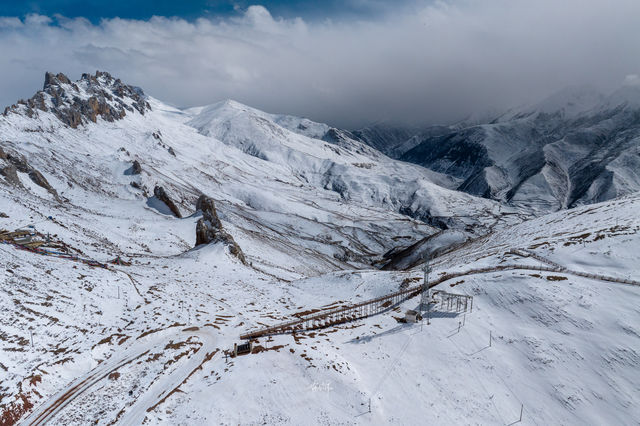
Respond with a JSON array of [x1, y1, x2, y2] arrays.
[[0, 72, 638, 424]]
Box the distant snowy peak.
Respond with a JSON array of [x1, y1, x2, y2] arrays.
[[185, 99, 329, 139], [2, 71, 150, 128], [520, 84, 640, 119], [187, 98, 337, 144], [185, 98, 381, 163], [529, 85, 606, 118], [606, 85, 640, 110], [393, 84, 640, 211]]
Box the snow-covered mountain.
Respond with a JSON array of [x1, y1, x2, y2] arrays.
[[355, 86, 640, 213], [1, 73, 639, 425]]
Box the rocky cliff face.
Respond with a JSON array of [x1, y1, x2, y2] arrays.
[[3, 71, 151, 128]]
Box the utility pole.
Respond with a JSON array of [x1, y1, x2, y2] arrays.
[[519, 404, 523, 422], [420, 254, 431, 325]]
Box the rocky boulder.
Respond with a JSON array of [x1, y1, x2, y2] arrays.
[[28, 170, 56, 194], [154, 185, 182, 218], [0, 146, 58, 198], [194, 194, 246, 264], [0, 164, 21, 187], [125, 160, 142, 175]]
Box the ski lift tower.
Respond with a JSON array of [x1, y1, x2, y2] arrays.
[[420, 254, 431, 313]]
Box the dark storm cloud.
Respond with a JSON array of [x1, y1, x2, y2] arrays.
[[1, 0, 639, 128]]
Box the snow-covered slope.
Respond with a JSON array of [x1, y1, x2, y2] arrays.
[[1, 72, 638, 425], [183, 98, 510, 232]]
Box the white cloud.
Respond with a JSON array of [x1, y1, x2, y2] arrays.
[[24, 14, 52, 26], [623, 74, 640, 87], [0, 17, 23, 28], [1, 0, 639, 127]]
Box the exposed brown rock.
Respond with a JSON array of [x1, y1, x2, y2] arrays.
[[0, 147, 58, 198], [154, 185, 182, 218], [7, 71, 152, 128], [4, 152, 30, 173], [131, 160, 142, 175], [28, 170, 58, 196], [0, 165, 22, 187], [125, 160, 142, 175], [43, 72, 71, 89], [195, 195, 246, 263], [195, 194, 222, 228]]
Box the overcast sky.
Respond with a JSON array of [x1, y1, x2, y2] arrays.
[[1, 0, 639, 128]]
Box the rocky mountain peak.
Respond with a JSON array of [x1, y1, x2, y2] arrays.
[[43, 72, 72, 89], [3, 71, 151, 128]]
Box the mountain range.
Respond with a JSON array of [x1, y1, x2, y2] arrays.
[[353, 85, 640, 212], [0, 72, 638, 425]]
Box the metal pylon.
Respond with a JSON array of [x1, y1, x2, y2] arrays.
[[420, 255, 431, 312]]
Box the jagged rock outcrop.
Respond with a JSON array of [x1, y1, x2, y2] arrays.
[[3, 71, 151, 128], [195, 195, 246, 264], [153, 185, 182, 218], [28, 170, 55, 193], [0, 146, 58, 197], [125, 160, 142, 175], [0, 164, 21, 186], [132, 160, 142, 174], [195, 195, 222, 228]]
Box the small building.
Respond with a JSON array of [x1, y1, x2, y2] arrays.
[[405, 310, 422, 323], [233, 341, 253, 356]]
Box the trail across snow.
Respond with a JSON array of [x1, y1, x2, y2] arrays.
[[21, 327, 218, 426], [118, 328, 218, 426]]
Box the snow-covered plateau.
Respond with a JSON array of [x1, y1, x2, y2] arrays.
[[0, 72, 638, 425]]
